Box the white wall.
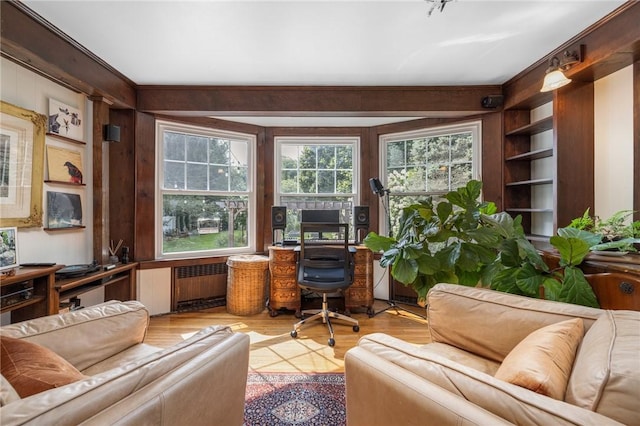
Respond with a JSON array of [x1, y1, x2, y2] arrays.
[[594, 65, 634, 219], [1, 57, 94, 266]]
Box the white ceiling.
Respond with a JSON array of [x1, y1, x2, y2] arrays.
[[22, 0, 626, 126]]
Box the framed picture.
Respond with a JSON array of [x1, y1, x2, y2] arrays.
[[46, 146, 84, 184], [48, 98, 83, 141], [47, 191, 83, 228], [0, 227, 18, 272], [0, 101, 45, 228]]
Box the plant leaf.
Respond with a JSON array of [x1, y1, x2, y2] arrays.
[[550, 235, 591, 267], [558, 266, 599, 308], [416, 253, 440, 275], [557, 227, 602, 247], [363, 232, 396, 252], [391, 257, 418, 285], [541, 277, 562, 301], [515, 263, 543, 297], [490, 267, 524, 295]]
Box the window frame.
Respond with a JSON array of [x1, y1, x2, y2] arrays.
[[274, 136, 361, 204], [378, 120, 482, 235], [155, 120, 257, 259]]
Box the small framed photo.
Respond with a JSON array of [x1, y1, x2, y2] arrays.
[[48, 98, 83, 141], [46, 145, 84, 184], [0, 227, 18, 272], [47, 191, 83, 228]]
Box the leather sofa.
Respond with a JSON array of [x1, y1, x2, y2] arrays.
[[345, 283, 639, 426], [0, 300, 250, 425]]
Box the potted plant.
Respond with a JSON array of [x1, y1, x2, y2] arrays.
[[568, 209, 640, 252], [364, 180, 600, 308]]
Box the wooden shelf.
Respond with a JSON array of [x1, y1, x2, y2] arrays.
[[526, 234, 551, 241], [44, 226, 86, 231], [0, 295, 45, 314], [506, 148, 554, 161], [505, 116, 553, 136], [46, 132, 86, 145], [505, 178, 553, 187], [44, 180, 86, 187]]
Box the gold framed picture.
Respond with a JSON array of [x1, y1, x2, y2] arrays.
[[0, 101, 46, 228]]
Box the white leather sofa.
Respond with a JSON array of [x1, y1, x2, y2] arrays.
[[345, 283, 639, 426], [1, 300, 250, 425]]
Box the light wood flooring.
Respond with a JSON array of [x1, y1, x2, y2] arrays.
[[145, 300, 431, 373]]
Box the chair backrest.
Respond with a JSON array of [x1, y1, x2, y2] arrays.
[[297, 222, 354, 291]]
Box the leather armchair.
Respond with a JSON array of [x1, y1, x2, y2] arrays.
[[345, 283, 639, 426], [1, 300, 250, 425]]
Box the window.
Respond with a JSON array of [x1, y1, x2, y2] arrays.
[[156, 121, 255, 258], [274, 137, 359, 239], [379, 121, 481, 236]]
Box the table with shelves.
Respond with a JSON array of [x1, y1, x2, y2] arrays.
[[54, 262, 138, 311], [1, 265, 62, 323]]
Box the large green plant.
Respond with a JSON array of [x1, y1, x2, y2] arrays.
[[568, 208, 640, 252], [364, 180, 599, 308]]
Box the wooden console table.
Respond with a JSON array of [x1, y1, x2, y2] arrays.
[[54, 262, 138, 311], [1, 265, 62, 323], [268, 245, 374, 317], [542, 251, 640, 311]]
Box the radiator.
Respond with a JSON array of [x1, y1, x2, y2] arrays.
[[173, 262, 228, 310]]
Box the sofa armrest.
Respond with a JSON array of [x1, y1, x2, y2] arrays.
[[0, 325, 250, 426], [349, 333, 623, 426], [426, 283, 603, 361], [346, 347, 514, 426], [0, 301, 149, 371]]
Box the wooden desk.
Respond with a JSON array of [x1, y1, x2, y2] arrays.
[[54, 262, 138, 311], [268, 246, 374, 317]]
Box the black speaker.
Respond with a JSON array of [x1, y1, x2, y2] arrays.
[[481, 95, 504, 109], [103, 124, 121, 142], [272, 206, 286, 230], [353, 206, 369, 243], [354, 206, 369, 227]]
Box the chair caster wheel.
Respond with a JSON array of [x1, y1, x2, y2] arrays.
[[328, 338, 335, 347], [353, 325, 360, 332], [291, 330, 298, 338]]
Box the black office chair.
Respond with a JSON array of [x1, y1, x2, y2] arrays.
[[290, 222, 360, 347]]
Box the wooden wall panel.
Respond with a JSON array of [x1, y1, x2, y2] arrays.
[[109, 109, 136, 262], [635, 60, 640, 222], [133, 112, 156, 261]]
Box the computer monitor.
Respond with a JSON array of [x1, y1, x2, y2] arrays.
[[300, 209, 342, 240], [301, 209, 340, 223]]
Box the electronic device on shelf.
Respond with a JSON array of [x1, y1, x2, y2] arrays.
[[55, 262, 100, 279]]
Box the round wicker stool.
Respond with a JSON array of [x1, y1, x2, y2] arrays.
[[226, 255, 270, 315]]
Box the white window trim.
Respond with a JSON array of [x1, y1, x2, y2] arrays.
[[377, 120, 482, 234], [155, 120, 257, 259], [274, 136, 361, 205]]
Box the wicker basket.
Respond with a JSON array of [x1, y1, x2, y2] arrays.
[[226, 255, 270, 315]]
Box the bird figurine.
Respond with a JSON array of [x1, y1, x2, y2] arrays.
[[63, 161, 83, 184]]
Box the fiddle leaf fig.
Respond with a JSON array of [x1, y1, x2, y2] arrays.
[[558, 266, 599, 308], [550, 235, 591, 267]]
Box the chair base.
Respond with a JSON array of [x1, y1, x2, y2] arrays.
[[291, 294, 359, 346]]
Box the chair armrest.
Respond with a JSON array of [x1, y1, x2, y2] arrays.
[[426, 283, 603, 361], [0, 301, 149, 370], [349, 333, 623, 426], [0, 325, 250, 426], [346, 347, 514, 426]]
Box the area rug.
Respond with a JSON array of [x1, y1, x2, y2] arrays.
[[244, 372, 346, 426]]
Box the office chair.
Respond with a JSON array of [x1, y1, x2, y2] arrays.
[[290, 222, 360, 346]]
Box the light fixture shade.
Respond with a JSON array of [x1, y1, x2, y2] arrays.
[[540, 69, 572, 92]]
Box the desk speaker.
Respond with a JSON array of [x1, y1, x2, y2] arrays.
[[272, 206, 286, 230], [353, 206, 369, 243]]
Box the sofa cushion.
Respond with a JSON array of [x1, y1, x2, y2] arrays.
[[0, 336, 87, 398], [494, 318, 584, 400], [1, 375, 20, 406], [565, 310, 640, 425]]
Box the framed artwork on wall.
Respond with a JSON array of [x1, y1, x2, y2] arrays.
[[48, 98, 83, 142], [46, 145, 83, 184], [0, 101, 45, 228], [0, 227, 18, 272], [46, 191, 83, 229]]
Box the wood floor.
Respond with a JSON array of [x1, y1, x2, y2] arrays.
[[145, 300, 431, 373]]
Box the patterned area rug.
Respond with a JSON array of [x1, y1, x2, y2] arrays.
[[244, 372, 346, 426]]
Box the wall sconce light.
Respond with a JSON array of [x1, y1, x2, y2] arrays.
[[540, 47, 583, 92]]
